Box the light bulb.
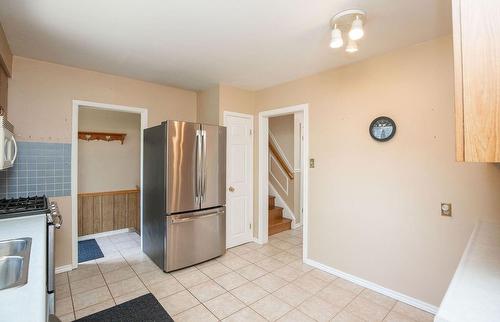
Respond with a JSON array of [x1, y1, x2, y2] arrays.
[[330, 27, 343, 49], [346, 39, 358, 53], [349, 16, 364, 40]]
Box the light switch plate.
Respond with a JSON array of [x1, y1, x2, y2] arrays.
[[309, 158, 315, 168], [441, 203, 452, 217]]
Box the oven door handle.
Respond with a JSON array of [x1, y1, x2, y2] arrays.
[[47, 222, 55, 293]]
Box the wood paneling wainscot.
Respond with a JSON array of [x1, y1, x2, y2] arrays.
[[78, 189, 140, 236], [453, 0, 500, 162]]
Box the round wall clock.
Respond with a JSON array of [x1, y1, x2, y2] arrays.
[[369, 116, 396, 142]]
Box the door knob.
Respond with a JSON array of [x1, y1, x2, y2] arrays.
[[228, 186, 235, 192]]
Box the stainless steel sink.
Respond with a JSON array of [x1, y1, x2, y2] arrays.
[[0, 238, 31, 290]]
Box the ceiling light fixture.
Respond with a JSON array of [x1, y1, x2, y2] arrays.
[[329, 9, 366, 53], [349, 16, 364, 40], [346, 39, 358, 53], [330, 25, 343, 49]]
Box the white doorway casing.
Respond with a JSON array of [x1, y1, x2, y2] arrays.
[[71, 100, 148, 269], [224, 111, 254, 248], [258, 104, 309, 259]]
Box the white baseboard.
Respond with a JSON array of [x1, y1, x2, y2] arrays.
[[78, 228, 134, 241], [55, 264, 73, 274], [304, 258, 438, 315], [253, 237, 265, 244]]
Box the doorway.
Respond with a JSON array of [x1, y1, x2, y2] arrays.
[[71, 100, 148, 268], [258, 104, 309, 259], [224, 111, 254, 248]]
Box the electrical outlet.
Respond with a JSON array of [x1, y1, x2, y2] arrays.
[[441, 203, 452, 217], [309, 158, 315, 168]]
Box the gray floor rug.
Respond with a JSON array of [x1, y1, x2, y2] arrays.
[[75, 293, 173, 322]]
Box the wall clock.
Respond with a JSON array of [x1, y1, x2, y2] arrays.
[[369, 116, 396, 142]]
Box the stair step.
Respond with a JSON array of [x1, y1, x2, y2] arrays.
[[268, 206, 284, 221], [268, 195, 275, 209], [269, 218, 292, 236]]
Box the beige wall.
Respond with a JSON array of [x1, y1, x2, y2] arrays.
[[269, 114, 294, 163], [196, 84, 256, 126], [219, 84, 255, 124], [8, 56, 197, 267], [254, 36, 500, 306], [197, 86, 220, 125], [78, 108, 141, 193]]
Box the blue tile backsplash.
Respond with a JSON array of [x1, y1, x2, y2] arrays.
[[0, 142, 71, 199]]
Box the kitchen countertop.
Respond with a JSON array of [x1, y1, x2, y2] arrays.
[[0, 208, 50, 220], [435, 221, 500, 322]]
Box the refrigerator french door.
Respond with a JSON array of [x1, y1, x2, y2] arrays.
[[143, 121, 226, 272]]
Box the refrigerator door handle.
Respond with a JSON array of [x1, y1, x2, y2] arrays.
[[195, 129, 202, 203], [170, 209, 224, 224], [201, 129, 207, 201]]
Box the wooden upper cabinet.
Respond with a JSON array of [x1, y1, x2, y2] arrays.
[[0, 68, 7, 116], [0, 22, 11, 116], [453, 0, 500, 162]]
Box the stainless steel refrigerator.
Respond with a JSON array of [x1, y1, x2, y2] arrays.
[[143, 121, 226, 272]]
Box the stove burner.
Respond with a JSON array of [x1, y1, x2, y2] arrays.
[[0, 196, 48, 214]]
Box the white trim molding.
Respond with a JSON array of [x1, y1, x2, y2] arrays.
[[258, 104, 309, 261], [252, 237, 265, 245], [78, 228, 135, 241], [71, 100, 148, 269], [269, 130, 293, 171], [55, 264, 73, 274], [269, 154, 289, 195], [304, 258, 439, 314]]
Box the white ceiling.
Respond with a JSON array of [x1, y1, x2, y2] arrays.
[[0, 0, 451, 91]]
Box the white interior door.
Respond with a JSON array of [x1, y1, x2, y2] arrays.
[[224, 112, 253, 248]]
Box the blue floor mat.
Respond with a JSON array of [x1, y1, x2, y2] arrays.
[[78, 239, 104, 263]]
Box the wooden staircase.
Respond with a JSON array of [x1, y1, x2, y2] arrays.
[[268, 195, 291, 236]]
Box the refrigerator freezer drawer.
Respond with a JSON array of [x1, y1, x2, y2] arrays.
[[165, 207, 226, 272]]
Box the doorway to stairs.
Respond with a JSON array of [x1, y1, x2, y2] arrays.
[[258, 104, 309, 259], [268, 113, 302, 235]]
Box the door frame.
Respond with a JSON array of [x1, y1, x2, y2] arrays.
[[71, 100, 148, 269], [258, 104, 309, 259], [223, 111, 254, 248]]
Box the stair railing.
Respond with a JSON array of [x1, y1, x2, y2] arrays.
[[268, 132, 294, 196], [268, 132, 294, 180]]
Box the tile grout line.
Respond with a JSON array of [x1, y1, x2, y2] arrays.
[[62, 229, 429, 322], [169, 267, 217, 319], [72, 235, 137, 318], [328, 284, 366, 321], [381, 299, 399, 321], [221, 245, 305, 321], [62, 272, 76, 319], [110, 235, 152, 304], [94, 254, 117, 310]]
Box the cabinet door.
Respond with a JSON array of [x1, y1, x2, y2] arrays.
[[0, 68, 7, 115], [458, 0, 500, 162]]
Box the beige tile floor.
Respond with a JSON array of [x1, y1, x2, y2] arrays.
[[55, 228, 434, 322]]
